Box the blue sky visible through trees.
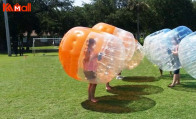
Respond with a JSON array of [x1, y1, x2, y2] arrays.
[[73, 0, 91, 6]]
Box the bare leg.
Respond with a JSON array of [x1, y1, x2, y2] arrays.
[[90, 84, 97, 102], [88, 83, 92, 100], [175, 74, 180, 84], [168, 74, 178, 87], [118, 72, 122, 75], [170, 71, 173, 77], [159, 68, 163, 76], [106, 82, 112, 90], [116, 71, 123, 79]]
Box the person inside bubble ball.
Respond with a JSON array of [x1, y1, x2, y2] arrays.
[[83, 38, 100, 102], [168, 45, 180, 87]]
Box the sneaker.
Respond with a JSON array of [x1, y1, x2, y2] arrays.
[[116, 75, 124, 80]]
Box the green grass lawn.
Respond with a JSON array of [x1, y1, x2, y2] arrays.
[[0, 53, 196, 119]]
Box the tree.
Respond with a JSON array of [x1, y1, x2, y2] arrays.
[[148, 0, 195, 29], [127, 0, 150, 41], [106, 9, 136, 32], [192, 0, 196, 31], [83, 0, 117, 26], [33, 0, 73, 36], [0, 0, 73, 52], [0, 1, 7, 51]]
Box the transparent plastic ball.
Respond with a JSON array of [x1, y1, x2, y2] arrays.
[[59, 27, 126, 84], [113, 28, 136, 69], [92, 23, 136, 69], [178, 32, 196, 79], [144, 26, 192, 71], [78, 32, 126, 84], [144, 29, 171, 64], [127, 41, 144, 69]]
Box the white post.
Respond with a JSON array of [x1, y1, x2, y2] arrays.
[[33, 38, 35, 56], [3, 0, 12, 56]]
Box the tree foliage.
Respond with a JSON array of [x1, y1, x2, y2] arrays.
[[147, 0, 195, 29], [0, 0, 196, 52]]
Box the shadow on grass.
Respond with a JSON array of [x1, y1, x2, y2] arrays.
[[160, 74, 173, 78], [180, 74, 195, 80], [81, 95, 156, 113], [107, 85, 164, 96], [171, 82, 196, 92], [122, 76, 159, 82], [161, 74, 194, 80], [81, 85, 163, 113]]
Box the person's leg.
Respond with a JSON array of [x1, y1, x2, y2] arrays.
[[175, 74, 180, 84], [168, 69, 179, 87], [170, 71, 173, 77], [118, 72, 122, 75], [175, 69, 180, 84], [88, 83, 92, 100], [159, 68, 163, 76], [106, 82, 112, 90], [169, 74, 177, 87], [116, 71, 123, 79], [90, 84, 97, 102]]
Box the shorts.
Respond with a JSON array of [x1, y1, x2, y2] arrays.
[[84, 71, 96, 80], [173, 69, 180, 74]]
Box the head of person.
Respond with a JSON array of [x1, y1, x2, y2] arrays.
[[88, 38, 96, 49]]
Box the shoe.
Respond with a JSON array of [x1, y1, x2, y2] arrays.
[[116, 75, 123, 80]]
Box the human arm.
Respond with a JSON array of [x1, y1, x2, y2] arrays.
[[97, 52, 103, 61], [172, 45, 179, 56]]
